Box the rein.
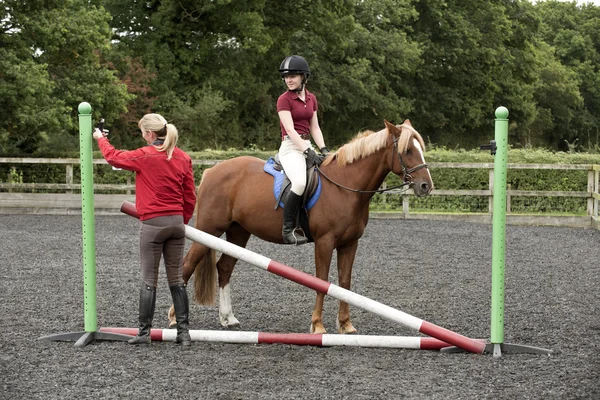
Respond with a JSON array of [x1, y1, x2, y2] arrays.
[[315, 136, 429, 195]]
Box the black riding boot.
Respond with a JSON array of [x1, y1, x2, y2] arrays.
[[282, 192, 308, 245], [170, 284, 191, 346], [128, 284, 156, 345]]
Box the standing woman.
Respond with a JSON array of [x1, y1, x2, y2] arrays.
[[92, 114, 196, 346], [277, 55, 330, 245]]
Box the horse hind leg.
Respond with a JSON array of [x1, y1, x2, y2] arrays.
[[168, 241, 216, 328], [218, 223, 251, 328]]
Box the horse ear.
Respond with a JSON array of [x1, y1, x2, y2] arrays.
[[403, 119, 412, 126], [384, 120, 401, 137]]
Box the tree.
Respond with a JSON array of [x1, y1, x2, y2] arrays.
[[0, 0, 131, 155], [5, 0, 600, 153], [406, 0, 546, 148], [536, 0, 600, 150], [102, 0, 424, 149], [308, 0, 422, 144], [105, 0, 278, 150], [0, 1, 67, 154]]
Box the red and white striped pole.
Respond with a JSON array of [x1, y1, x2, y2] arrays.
[[121, 201, 486, 354], [100, 327, 483, 350]]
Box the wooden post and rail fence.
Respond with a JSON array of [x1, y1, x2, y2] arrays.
[[0, 157, 599, 230]]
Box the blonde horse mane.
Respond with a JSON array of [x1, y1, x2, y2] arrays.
[[322, 123, 426, 167]]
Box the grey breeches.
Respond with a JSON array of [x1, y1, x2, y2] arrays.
[[138, 215, 186, 287]]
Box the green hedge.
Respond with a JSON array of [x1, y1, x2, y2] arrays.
[[367, 147, 599, 214], [1, 147, 599, 215]]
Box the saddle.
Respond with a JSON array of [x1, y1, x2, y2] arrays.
[[263, 155, 322, 243]]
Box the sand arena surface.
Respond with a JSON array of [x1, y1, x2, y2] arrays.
[[0, 215, 598, 399]]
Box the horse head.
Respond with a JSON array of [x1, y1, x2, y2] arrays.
[[384, 119, 433, 197]]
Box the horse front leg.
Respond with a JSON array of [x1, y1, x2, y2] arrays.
[[310, 239, 335, 334], [336, 240, 359, 334]]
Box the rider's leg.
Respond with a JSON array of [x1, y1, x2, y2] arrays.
[[279, 139, 310, 245]]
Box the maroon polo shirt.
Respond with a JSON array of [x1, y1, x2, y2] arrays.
[[277, 89, 318, 139]]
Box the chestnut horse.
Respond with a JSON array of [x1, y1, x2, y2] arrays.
[[168, 120, 433, 334]]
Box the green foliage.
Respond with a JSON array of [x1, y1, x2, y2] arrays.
[[0, 0, 132, 155], [535, 1, 600, 150], [2, 0, 600, 155], [0, 47, 68, 154], [169, 86, 237, 151], [377, 146, 598, 214], [408, 0, 513, 147]]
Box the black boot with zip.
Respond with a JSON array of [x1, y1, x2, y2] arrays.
[[128, 284, 156, 345], [170, 284, 191, 346]]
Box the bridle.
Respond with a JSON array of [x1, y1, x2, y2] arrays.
[[315, 135, 429, 195], [392, 135, 429, 185]]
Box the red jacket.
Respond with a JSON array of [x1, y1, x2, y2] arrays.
[[97, 138, 196, 224]]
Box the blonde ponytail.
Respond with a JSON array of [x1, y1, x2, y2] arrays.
[[138, 114, 179, 160]]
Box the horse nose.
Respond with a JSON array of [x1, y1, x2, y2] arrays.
[[420, 181, 432, 195]]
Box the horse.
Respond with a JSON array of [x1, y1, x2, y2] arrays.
[[168, 119, 433, 334]]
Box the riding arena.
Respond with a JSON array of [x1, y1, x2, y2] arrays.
[[0, 105, 598, 399]]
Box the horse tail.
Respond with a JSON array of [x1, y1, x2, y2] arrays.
[[193, 248, 217, 305]]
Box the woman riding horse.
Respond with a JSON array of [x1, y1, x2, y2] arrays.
[[168, 118, 433, 335], [277, 55, 330, 245]]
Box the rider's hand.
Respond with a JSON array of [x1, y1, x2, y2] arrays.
[[303, 148, 322, 166], [319, 147, 330, 155]]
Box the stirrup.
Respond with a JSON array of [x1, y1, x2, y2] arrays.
[[283, 228, 308, 245]]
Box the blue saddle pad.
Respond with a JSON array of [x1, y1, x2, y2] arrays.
[[264, 157, 321, 210]]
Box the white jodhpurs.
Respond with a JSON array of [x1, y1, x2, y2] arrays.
[[278, 138, 312, 196]]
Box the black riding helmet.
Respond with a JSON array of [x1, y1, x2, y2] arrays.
[[279, 55, 310, 92], [279, 55, 310, 77]]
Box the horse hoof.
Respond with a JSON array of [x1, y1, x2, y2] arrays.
[[220, 316, 240, 328], [337, 323, 357, 335], [310, 323, 327, 334], [167, 306, 176, 329]]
